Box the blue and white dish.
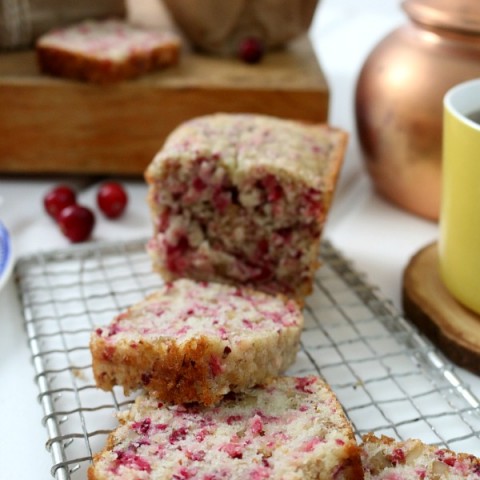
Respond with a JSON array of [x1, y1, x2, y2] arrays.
[[0, 221, 13, 291]]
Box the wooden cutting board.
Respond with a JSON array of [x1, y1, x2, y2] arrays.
[[0, 36, 329, 176], [402, 242, 480, 374]]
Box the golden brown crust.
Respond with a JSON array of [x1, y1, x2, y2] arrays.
[[90, 280, 303, 405], [88, 405, 134, 480], [362, 433, 397, 447], [91, 335, 221, 405], [91, 327, 300, 405], [340, 444, 365, 480], [146, 115, 348, 191], [322, 126, 348, 210], [140, 336, 219, 405], [88, 428, 122, 480]]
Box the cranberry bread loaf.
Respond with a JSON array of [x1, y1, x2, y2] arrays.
[[361, 433, 480, 479], [90, 278, 303, 405], [145, 113, 347, 303], [36, 19, 180, 83], [88, 376, 363, 480]]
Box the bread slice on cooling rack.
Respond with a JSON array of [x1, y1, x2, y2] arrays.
[[90, 278, 303, 405], [361, 433, 480, 479], [36, 19, 180, 83], [145, 113, 347, 304], [88, 376, 363, 480]]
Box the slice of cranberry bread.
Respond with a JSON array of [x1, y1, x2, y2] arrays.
[[361, 433, 480, 479], [36, 19, 180, 83], [145, 113, 347, 303], [88, 376, 363, 480], [90, 278, 303, 405]]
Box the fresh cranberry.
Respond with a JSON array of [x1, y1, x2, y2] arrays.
[[442, 456, 456, 467], [390, 448, 406, 465], [212, 189, 231, 212], [102, 345, 116, 361], [221, 442, 243, 459], [113, 451, 151, 473], [141, 373, 152, 386], [250, 265, 272, 282], [238, 37, 265, 64], [195, 428, 209, 442], [166, 236, 190, 255], [165, 237, 190, 274], [97, 181, 128, 218], [209, 355, 223, 376], [226, 415, 243, 425], [107, 322, 122, 336], [192, 176, 207, 192], [43, 185, 76, 220], [185, 449, 206, 461], [302, 189, 323, 218], [169, 427, 188, 444], [257, 239, 269, 255], [158, 208, 171, 232], [173, 467, 196, 479], [57, 204, 95, 242], [132, 418, 152, 435], [250, 415, 264, 435], [262, 175, 283, 202], [294, 377, 316, 394], [300, 437, 322, 452]]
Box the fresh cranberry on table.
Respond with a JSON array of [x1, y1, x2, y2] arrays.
[[57, 204, 95, 243], [97, 182, 128, 218], [238, 37, 265, 64], [43, 185, 76, 220]]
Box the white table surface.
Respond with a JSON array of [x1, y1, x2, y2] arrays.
[[1, 1, 479, 478]]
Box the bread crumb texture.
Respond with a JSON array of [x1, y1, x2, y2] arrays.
[[145, 113, 347, 302], [89, 376, 363, 480], [362, 433, 480, 479], [90, 279, 303, 405]]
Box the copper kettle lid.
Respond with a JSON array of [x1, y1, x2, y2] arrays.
[[403, 0, 480, 33]]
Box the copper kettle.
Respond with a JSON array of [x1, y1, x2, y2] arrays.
[[355, 0, 480, 220]]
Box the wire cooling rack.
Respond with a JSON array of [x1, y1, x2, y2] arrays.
[[15, 238, 480, 479]]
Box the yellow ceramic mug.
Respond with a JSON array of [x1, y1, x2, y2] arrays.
[[440, 78, 480, 315]]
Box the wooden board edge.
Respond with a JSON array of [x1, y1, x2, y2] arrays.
[[402, 242, 480, 375]]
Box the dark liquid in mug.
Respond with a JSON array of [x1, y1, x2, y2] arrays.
[[466, 110, 480, 124]]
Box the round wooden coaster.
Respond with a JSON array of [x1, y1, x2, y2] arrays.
[[402, 242, 480, 375]]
